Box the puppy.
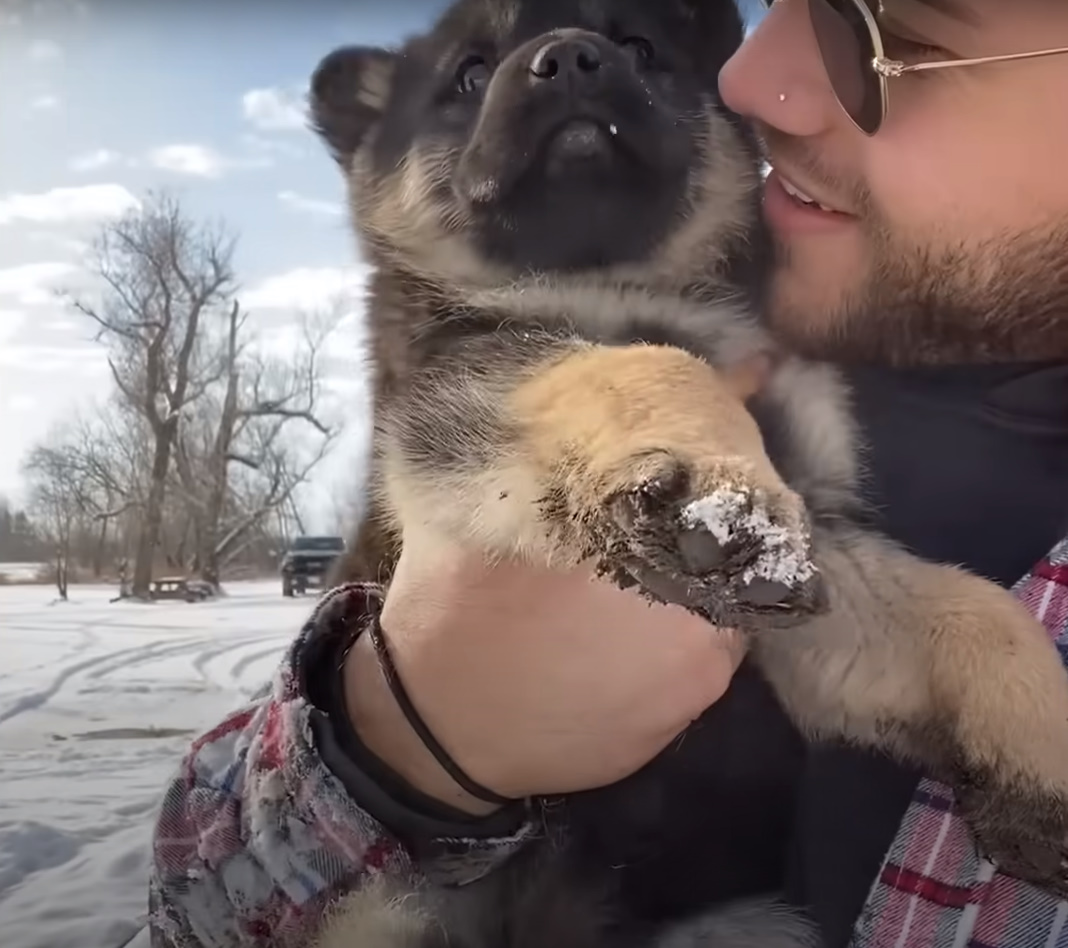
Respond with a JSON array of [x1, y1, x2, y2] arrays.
[[307, 0, 1068, 944]]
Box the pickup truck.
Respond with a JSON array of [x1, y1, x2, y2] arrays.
[[279, 535, 346, 596]]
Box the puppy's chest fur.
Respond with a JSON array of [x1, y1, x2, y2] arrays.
[[365, 269, 769, 397]]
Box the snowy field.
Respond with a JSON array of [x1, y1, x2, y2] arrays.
[[0, 564, 48, 583], [0, 580, 316, 948]]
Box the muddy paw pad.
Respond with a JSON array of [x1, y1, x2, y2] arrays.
[[607, 464, 691, 534], [678, 487, 819, 608]]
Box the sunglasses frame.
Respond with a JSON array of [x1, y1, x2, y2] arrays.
[[762, 0, 1068, 135]]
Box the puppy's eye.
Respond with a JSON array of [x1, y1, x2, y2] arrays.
[[619, 36, 655, 66], [456, 55, 491, 93]]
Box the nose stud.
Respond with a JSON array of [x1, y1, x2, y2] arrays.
[[779, 92, 787, 101]]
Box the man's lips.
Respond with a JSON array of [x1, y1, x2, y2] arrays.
[[769, 165, 850, 215], [763, 168, 856, 235], [777, 174, 837, 213]]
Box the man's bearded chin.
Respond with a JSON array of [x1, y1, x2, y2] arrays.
[[766, 222, 1068, 368]]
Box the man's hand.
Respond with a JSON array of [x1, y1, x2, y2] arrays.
[[344, 543, 747, 815]]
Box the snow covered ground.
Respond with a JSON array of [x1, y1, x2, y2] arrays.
[[0, 581, 315, 948], [0, 563, 48, 583]]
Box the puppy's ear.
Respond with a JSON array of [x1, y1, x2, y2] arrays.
[[309, 45, 396, 165]]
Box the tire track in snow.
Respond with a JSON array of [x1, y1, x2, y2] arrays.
[[0, 622, 106, 684], [191, 635, 289, 690], [0, 583, 309, 726], [229, 645, 291, 685], [0, 631, 289, 725], [0, 637, 204, 725]]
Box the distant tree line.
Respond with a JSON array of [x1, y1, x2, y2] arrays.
[[0, 500, 50, 563]]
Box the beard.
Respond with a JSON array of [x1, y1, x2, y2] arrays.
[[767, 224, 1068, 367], [757, 127, 1068, 368]]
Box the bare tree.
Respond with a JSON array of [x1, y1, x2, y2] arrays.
[[67, 191, 237, 597], [173, 305, 341, 588], [22, 437, 93, 599], [18, 402, 150, 593], [15, 189, 354, 592], [63, 411, 138, 576]]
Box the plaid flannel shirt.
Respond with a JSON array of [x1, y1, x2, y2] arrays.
[[148, 546, 1068, 948]]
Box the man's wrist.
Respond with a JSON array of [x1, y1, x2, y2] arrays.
[[342, 631, 503, 818]]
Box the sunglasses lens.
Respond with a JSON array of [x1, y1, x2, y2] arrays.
[[809, 0, 884, 133]]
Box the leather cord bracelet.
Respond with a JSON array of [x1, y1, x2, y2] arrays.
[[367, 613, 518, 808]]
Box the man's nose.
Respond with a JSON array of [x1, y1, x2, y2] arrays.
[[719, 0, 841, 139]]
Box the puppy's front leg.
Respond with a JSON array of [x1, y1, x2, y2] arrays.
[[378, 330, 823, 623], [752, 524, 1068, 895]]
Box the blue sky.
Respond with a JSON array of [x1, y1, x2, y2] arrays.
[[0, 0, 765, 527]]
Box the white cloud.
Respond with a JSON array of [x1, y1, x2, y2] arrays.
[[26, 231, 89, 255], [243, 266, 368, 312], [257, 322, 307, 358], [0, 262, 78, 305], [30, 93, 59, 110], [69, 148, 122, 172], [6, 394, 37, 413], [44, 316, 81, 332], [0, 343, 105, 373], [27, 38, 62, 61], [277, 191, 343, 217], [242, 87, 308, 132], [146, 143, 270, 178], [0, 309, 28, 345], [0, 184, 139, 226], [147, 144, 228, 178]]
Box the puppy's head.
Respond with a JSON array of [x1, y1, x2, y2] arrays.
[[310, 0, 759, 290]]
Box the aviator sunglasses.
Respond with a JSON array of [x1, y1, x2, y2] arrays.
[[762, 0, 1068, 135]]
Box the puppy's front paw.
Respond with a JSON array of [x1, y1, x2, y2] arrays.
[[512, 343, 824, 625], [590, 450, 824, 627], [956, 775, 1068, 898]]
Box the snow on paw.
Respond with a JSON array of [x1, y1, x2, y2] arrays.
[[592, 452, 824, 627]]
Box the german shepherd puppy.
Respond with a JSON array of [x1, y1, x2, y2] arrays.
[[307, 0, 1068, 944]]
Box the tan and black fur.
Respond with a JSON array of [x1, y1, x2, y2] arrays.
[[307, 0, 1068, 945]]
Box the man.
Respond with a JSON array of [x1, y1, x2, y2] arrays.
[[148, 2, 1068, 947]]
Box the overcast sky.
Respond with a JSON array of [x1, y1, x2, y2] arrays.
[[0, 0, 763, 528]]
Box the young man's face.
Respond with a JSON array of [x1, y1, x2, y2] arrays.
[[719, 0, 1068, 365]]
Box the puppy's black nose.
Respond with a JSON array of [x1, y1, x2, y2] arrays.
[[529, 36, 601, 81]]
